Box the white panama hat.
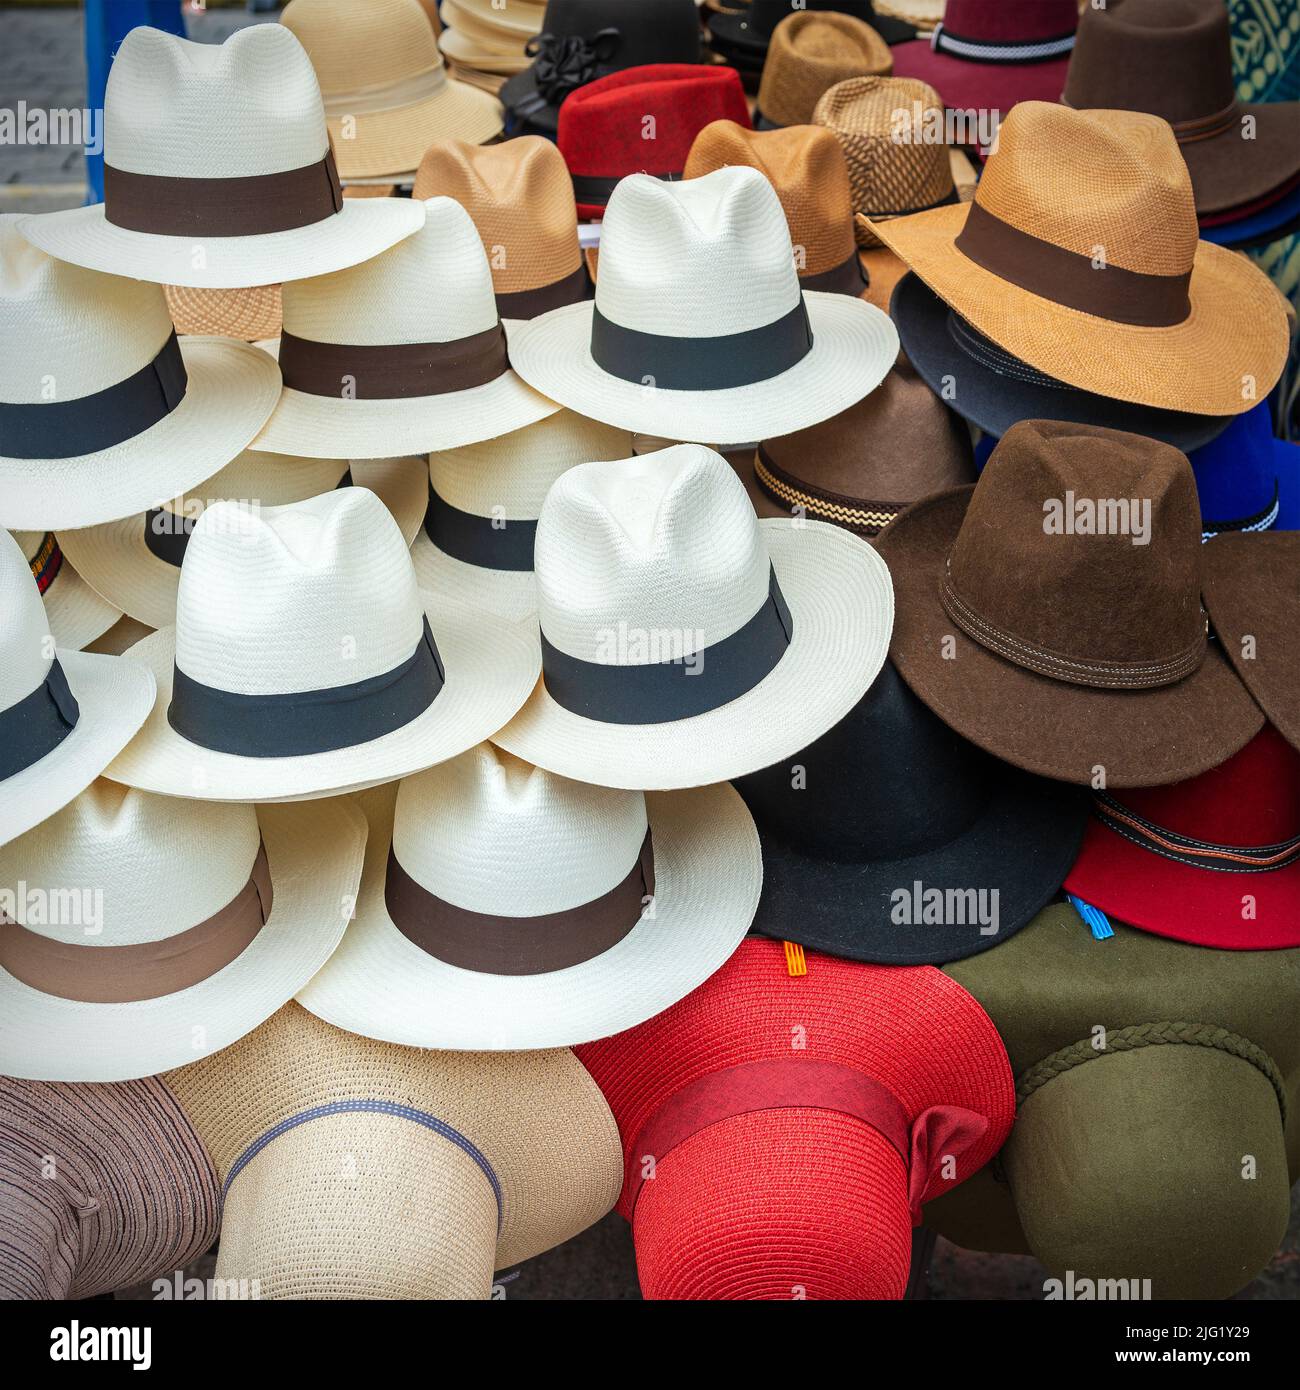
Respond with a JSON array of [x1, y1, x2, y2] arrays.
[[249, 197, 560, 460], [59, 450, 427, 631], [0, 221, 281, 532], [297, 742, 760, 1050], [8, 530, 120, 651], [493, 443, 894, 790], [18, 25, 427, 289], [0, 781, 365, 1083], [506, 165, 900, 446], [411, 409, 632, 623], [105, 486, 540, 802], [0, 531, 155, 849]]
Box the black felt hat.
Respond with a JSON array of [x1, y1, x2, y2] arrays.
[[709, 0, 916, 61]]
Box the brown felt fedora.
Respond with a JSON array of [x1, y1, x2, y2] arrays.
[[755, 11, 892, 129], [875, 419, 1264, 788], [1063, 0, 1300, 217], [683, 121, 867, 297], [733, 360, 975, 537], [1202, 532, 1300, 754]]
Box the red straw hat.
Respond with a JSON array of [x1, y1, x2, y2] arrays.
[[1064, 724, 1300, 951], [575, 936, 1013, 1299], [558, 64, 752, 219]]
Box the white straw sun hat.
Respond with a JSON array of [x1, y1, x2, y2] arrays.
[[0, 221, 281, 532], [297, 742, 760, 1050], [0, 532, 155, 848], [18, 25, 426, 290], [0, 782, 364, 1083], [59, 451, 428, 631], [249, 197, 560, 460], [8, 530, 120, 651], [412, 409, 632, 622], [105, 487, 540, 803], [506, 165, 900, 445], [493, 443, 894, 790]]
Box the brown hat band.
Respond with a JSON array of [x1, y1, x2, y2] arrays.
[[383, 828, 655, 976], [0, 842, 273, 1003], [799, 248, 870, 297], [1170, 101, 1242, 145], [278, 323, 510, 399], [955, 201, 1192, 328], [495, 262, 592, 320], [754, 445, 900, 536], [940, 559, 1206, 689], [104, 149, 344, 237]]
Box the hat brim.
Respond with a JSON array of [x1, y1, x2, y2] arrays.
[[410, 528, 542, 625], [506, 292, 899, 445], [876, 487, 1265, 787], [889, 43, 1070, 113], [0, 798, 365, 1082], [19, 199, 426, 290], [326, 81, 504, 180], [0, 339, 281, 531], [890, 272, 1236, 453], [751, 766, 1088, 964], [493, 519, 893, 790], [297, 779, 760, 1049], [0, 647, 156, 849], [866, 204, 1289, 417], [438, 28, 532, 74], [708, 10, 916, 51], [1181, 103, 1300, 216], [103, 599, 541, 801], [58, 461, 429, 632], [32, 556, 122, 651]]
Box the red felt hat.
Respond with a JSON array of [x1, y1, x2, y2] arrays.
[[1064, 724, 1300, 950], [557, 64, 752, 219], [574, 937, 1014, 1300], [890, 0, 1076, 119]]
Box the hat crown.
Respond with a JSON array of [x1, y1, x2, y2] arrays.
[[0, 529, 56, 713], [281, 0, 442, 93], [174, 487, 427, 696], [941, 0, 1077, 43], [539, 0, 700, 57], [535, 445, 774, 662], [975, 103, 1198, 276], [281, 197, 497, 346], [105, 25, 330, 180], [596, 167, 802, 339], [0, 218, 173, 405], [950, 421, 1205, 671], [0, 780, 260, 946], [760, 12, 892, 126], [393, 744, 650, 915]]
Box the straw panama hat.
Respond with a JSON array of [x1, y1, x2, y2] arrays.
[[250, 197, 560, 460], [493, 444, 893, 791], [105, 488, 540, 803], [0, 780, 364, 1083], [866, 103, 1291, 418], [165, 284, 282, 343], [0, 532, 155, 850], [281, 0, 503, 181], [507, 167, 899, 445], [298, 743, 760, 1050], [412, 410, 632, 623], [57, 452, 426, 632], [0, 222, 281, 533], [755, 11, 893, 130], [164, 1002, 624, 1298], [17, 26, 426, 290], [8, 530, 120, 652]]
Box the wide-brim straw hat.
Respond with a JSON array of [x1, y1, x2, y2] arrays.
[[9, 530, 120, 651], [18, 26, 426, 289], [508, 167, 898, 445], [930, 902, 1300, 1300], [866, 103, 1291, 418], [163, 1001, 624, 1298], [755, 11, 893, 130], [438, 27, 533, 77], [0, 784, 365, 1083], [58, 453, 427, 632], [875, 0, 942, 27], [165, 284, 283, 343]]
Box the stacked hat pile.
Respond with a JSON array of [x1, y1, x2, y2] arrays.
[[438, 0, 547, 94]]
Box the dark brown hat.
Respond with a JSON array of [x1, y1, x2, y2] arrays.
[[1063, 0, 1300, 216], [875, 419, 1264, 787], [732, 361, 975, 537], [1202, 531, 1300, 753]]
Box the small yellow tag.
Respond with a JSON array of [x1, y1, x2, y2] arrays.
[[783, 940, 807, 977]]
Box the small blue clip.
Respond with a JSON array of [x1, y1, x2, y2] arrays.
[[1068, 894, 1113, 940]]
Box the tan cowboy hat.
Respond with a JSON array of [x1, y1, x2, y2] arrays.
[[8, 531, 120, 651], [163, 1000, 623, 1299]]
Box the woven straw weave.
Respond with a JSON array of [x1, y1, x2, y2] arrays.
[[758, 11, 893, 128], [165, 284, 283, 342]]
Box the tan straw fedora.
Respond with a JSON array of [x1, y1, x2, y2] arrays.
[[164, 1001, 623, 1299], [756, 11, 892, 129], [164, 285, 283, 344]]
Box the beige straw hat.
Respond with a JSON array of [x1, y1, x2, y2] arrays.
[[19, 25, 425, 290], [875, 0, 943, 28], [282, 0, 504, 180], [297, 742, 759, 1050], [164, 1001, 623, 1299], [866, 102, 1291, 416], [0, 783, 364, 1083], [59, 451, 428, 631], [412, 409, 632, 622], [756, 11, 893, 129], [164, 285, 283, 344], [105, 487, 540, 803], [251, 197, 559, 459], [8, 530, 120, 651]]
